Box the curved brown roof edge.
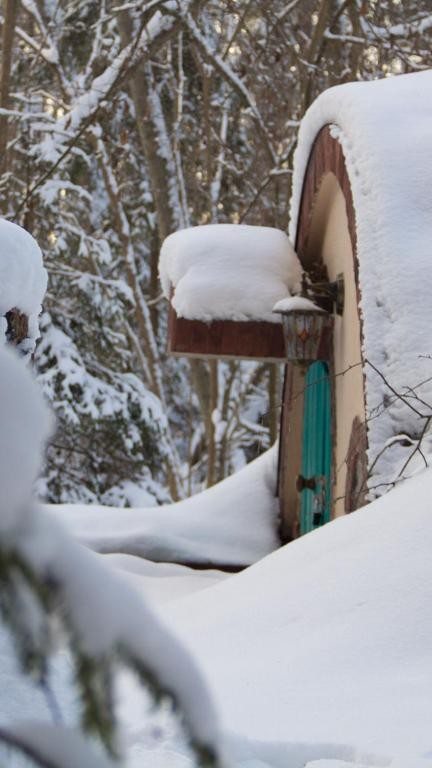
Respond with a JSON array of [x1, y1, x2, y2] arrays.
[[295, 125, 356, 279], [277, 124, 367, 539]]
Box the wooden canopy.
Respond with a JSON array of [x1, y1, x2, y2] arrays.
[[168, 307, 285, 361]]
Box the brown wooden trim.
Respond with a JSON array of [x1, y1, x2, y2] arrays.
[[277, 363, 306, 542], [344, 416, 368, 512], [5, 307, 28, 346], [278, 124, 365, 538], [168, 305, 286, 361], [295, 126, 357, 271]]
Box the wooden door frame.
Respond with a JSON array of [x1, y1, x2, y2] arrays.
[[277, 125, 365, 542]]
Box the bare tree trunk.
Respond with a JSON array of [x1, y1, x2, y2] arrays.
[[268, 364, 280, 445], [207, 359, 218, 487], [94, 135, 184, 500], [302, 0, 334, 113], [0, 0, 19, 207], [117, 11, 183, 245], [217, 361, 238, 481]]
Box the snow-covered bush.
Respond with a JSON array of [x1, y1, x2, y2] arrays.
[[0, 346, 222, 768], [36, 313, 170, 505]]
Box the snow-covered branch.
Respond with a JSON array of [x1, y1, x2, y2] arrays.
[[0, 346, 222, 767], [182, 12, 277, 165]]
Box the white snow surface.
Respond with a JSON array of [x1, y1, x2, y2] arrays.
[[0, 219, 47, 344], [289, 70, 432, 494], [164, 466, 432, 767], [46, 446, 280, 566], [273, 295, 324, 313], [0, 346, 53, 535], [101, 554, 229, 606], [0, 722, 115, 768], [159, 224, 301, 322]]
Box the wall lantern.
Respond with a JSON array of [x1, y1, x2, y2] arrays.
[[272, 274, 344, 364]]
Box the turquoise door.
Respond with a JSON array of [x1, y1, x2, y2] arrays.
[[299, 361, 332, 535]]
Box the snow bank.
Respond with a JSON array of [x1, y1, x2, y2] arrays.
[[101, 554, 229, 606], [159, 224, 301, 322], [0, 219, 47, 351], [165, 466, 432, 766], [47, 447, 280, 567], [289, 70, 432, 493], [0, 346, 52, 535]]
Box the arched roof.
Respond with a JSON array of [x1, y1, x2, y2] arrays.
[[290, 71, 432, 495]]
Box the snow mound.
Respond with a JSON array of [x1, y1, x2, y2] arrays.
[[0, 346, 52, 534], [46, 447, 280, 567], [159, 224, 301, 322], [289, 70, 432, 493], [166, 467, 432, 765], [0, 219, 47, 350], [0, 219, 47, 316], [101, 554, 229, 606]]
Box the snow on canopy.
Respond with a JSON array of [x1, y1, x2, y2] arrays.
[[0, 219, 47, 349], [289, 70, 432, 495], [165, 466, 432, 767], [159, 224, 301, 323], [47, 446, 280, 567]]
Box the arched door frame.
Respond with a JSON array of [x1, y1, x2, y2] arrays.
[[277, 125, 366, 542]]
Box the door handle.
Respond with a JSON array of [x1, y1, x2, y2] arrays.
[[296, 474, 317, 492]]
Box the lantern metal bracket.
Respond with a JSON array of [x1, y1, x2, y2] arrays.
[[308, 273, 344, 316]]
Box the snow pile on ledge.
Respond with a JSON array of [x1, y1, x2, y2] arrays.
[[159, 224, 301, 323], [0, 219, 47, 350], [47, 447, 280, 567], [289, 70, 432, 494], [166, 467, 432, 767]]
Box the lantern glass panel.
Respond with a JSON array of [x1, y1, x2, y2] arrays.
[[281, 310, 333, 362]]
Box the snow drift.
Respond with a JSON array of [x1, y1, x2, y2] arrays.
[[47, 446, 280, 566], [165, 467, 432, 766]]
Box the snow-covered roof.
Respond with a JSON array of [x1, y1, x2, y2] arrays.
[[290, 70, 432, 494], [159, 224, 301, 323]]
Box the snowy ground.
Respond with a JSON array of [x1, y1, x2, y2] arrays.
[[162, 468, 432, 767], [2, 463, 429, 768]]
